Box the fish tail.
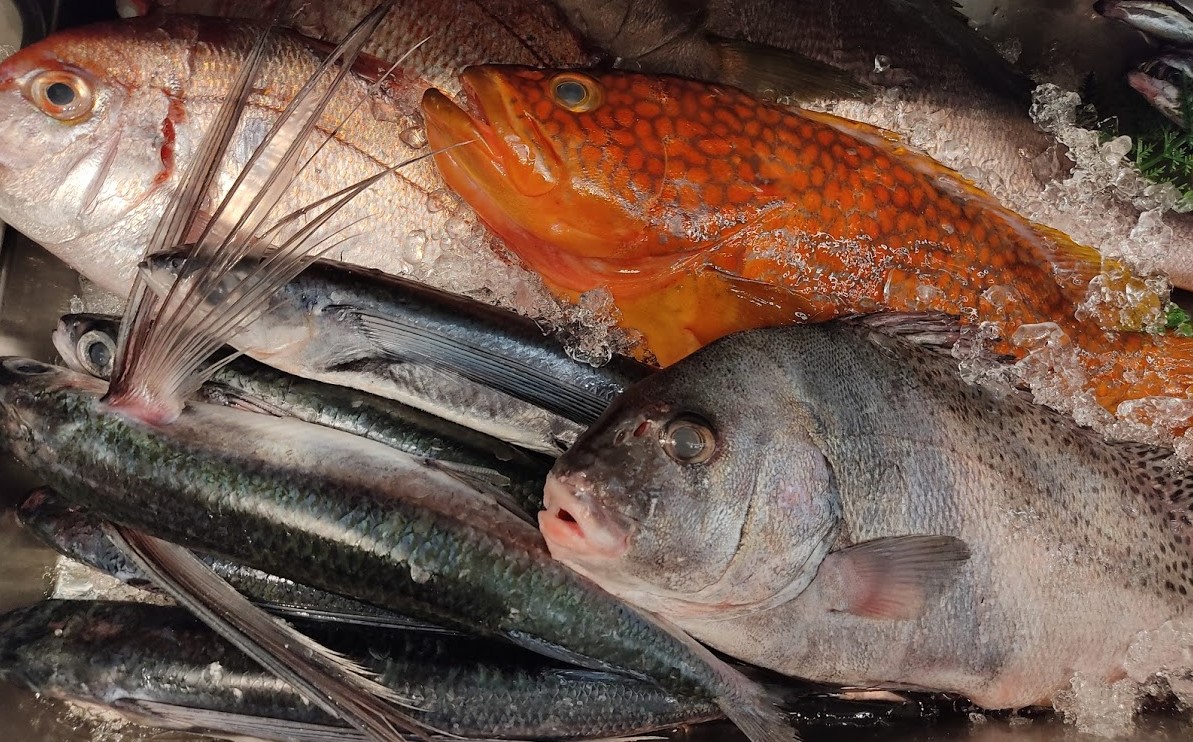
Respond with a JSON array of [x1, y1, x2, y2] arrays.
[[717, 667, 800, 742]]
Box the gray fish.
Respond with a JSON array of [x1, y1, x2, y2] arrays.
[[1129, 52, 1193, 129], [541, 316, 1193, 711], [53, 312, 553, 512], [1097, 0, 1193, 45], [139, 256, 653, 455], [0, 599, 723, 740], [18, 488, 449, 631], [0, 358, 794, 742]]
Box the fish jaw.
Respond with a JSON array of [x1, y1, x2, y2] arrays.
[[1129, 55, 1193, 128], [422, 66, 656, 295]]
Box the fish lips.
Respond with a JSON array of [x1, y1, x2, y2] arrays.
[[540, 470, 633, 566], [422, 67, 559, 198]]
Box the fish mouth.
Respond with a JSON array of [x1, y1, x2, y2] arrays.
[[1129, 57, 1191, 126], [422, 66, 559, 199], [539, 471, 632, 565]]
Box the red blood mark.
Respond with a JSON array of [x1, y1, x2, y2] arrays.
[[153, 95, 186, 187]]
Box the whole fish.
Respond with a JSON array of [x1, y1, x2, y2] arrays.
[[134, 257, 653, 454], [0, 358, 792, 742], [53, 312, 555, 505], [19, 487, 447, 630], [0, 599, 723, 739], [422, 66, 1193, 434], [1097, 0, 1193, 45], [0, 16, 553, 313], [540, 316, 1193, 710]]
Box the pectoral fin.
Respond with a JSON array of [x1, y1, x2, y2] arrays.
[[823, 535, 970, 621]]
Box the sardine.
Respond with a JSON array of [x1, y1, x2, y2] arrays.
[[53, 312, 554, 508], [134, 257, 653, 455], [18, 488, 447, 630], [422, 65, 1193, 439], [540, 315, 1193, 711], [0, 599, 723, 739], [0, 16, 553, 314]]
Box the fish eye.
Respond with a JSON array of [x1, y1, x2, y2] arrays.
[[76, 330, 115, 378], [26, 69, 95, 123], [661, 415, 716, 465], [2, 358, 54, 376], [550, 73, 602, 113]]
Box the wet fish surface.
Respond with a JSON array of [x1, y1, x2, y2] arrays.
[[136, 258, 653, 454], [54, 312, 554, 505], [0, 599, 722, 739], [541, 316, 1193, 710], [423, 65, 1193, 437], [0, 16, 555, 313]]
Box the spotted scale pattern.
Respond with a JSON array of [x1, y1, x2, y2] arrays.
[[429, 67, 1193, 425]]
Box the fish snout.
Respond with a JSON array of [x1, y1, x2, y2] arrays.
[[540, 471, 630, 562]]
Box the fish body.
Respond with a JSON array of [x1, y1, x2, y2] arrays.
[[541, 318, 1193, 709], [18, 488, 444, 629], [0, 358, 792, 741], [0, 599, 722, 739], [0, 16, 550, 311], [54, 312, 555, 507], [139, 258, 653, 454], [423, 65, 1193, 425]]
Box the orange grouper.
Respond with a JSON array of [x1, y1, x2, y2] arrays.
[[421, 66, 1193, 425]]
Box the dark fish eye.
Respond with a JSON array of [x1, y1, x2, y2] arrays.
[[26, 69, 95, 123], [550, 74, 602, 113], [661, 415, 716, 465], [77, 330, 115, 378], [2, 358, 54, 376]]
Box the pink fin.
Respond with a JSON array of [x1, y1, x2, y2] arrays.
[[826, 535, 969, 621]]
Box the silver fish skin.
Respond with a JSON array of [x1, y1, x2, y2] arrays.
[[0, 599, 723, 740], [140, 256, 652, 455], [17, 487, 447, 630], [0, 16, 553, 311], [1128, 52, 1193, 129], [54, 312, 554, 508], [1096, 0, 1193, 45], [0, 359, 795, 742], [541, 318, 1193, 710]]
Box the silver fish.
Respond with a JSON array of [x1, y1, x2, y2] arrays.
[[1097, 0, 1193, 45], [541, 316, 1193, 711], [1129, 52, 1193, 129], [137, 256, 653, 455]]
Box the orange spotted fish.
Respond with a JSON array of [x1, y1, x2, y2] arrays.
[[421, 66, 1193, 423]]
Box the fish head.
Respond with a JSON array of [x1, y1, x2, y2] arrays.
[[0, 357, 108, 464], [422, 66, 778, 295], [1095, 1, 1193, 46], [541, 333, 841, 619], [0, 19, 197, 281], [53, 313, 121, 380], [1129, 53, 1193, 128]]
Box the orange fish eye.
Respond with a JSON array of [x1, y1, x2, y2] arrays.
[[549, 73, 602, 113], [25, 69, 95, 123]]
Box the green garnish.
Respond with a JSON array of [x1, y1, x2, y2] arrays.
[[1166, 302, 1193, 337]]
